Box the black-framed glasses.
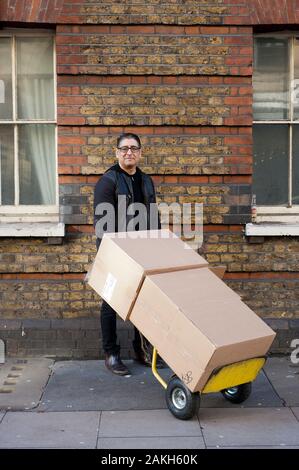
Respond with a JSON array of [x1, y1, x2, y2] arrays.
[[117, 146, 141, 154]]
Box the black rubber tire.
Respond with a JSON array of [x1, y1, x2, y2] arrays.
[[221, 382, 252, 404], [166, 377, 200, 420]]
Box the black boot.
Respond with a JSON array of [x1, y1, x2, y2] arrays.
[[105, 353, 131, 376], [134, 334, 166, 368]]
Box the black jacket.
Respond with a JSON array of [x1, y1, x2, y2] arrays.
[[94, 164, 160, 249]]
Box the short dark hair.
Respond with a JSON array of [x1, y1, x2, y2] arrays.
[[117, 133, 141, 149]]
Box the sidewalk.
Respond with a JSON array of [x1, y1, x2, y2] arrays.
[[0, 356, 298, 449]]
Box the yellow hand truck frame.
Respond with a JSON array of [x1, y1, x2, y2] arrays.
[[151, 347, 266, 420]]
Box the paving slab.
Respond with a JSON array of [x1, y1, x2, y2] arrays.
[[0, 358, 54, 411], [37, 359, 283, 412], [98, 436, 204, 449], [201, 369, 283, 408], [0, 411, 101, 449], [37, 360, 173, 412], [199, 407, 299, 448], [98, 410, 203, 440], [291, 407, 299, 421], [264, 357, 299, 406]]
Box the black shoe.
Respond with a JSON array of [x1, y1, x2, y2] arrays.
[[134, 349, 152, 367], [156, 356, 167, 369], [134, 333, 153, 367], [105, 353, 131, 376], [134, 350, 166, 369]]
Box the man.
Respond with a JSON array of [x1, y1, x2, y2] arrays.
[[94, 133, 161, 376]]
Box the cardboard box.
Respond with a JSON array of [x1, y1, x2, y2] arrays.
[[87, 229, 209, 320], [130, 268, 276, 392]]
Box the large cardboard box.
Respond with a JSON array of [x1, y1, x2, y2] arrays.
[[87, 229, 209, 320], [130, 268, 276, 392]]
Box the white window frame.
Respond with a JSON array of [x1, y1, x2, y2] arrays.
[[0, 29, 63, 235], [251, 31, 299, 231]]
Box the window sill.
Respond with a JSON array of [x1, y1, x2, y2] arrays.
[[245, 223, 299, 236], [0, 222, 65, 237]]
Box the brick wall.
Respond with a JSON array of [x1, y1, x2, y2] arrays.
[[1, 0, 299, 26], [0, 0, 65, 23], [58, 126, 252, 176], [1, 1, 299, 357], [57, 76, 252, 126], [56, 25, 252, 76], [1, 230, 299, 313]]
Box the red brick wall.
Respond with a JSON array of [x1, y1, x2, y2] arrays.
[[0, 0, 64, 23], [57, 75, 252, 127], [1, 0, 299, 26], [56, 25, 252, 76], [57, 126, 252, 178], [249, 0, 299, 25]]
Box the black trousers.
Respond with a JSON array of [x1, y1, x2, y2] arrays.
[[100, 300, 143, 355]]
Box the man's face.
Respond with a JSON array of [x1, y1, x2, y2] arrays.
[[116, 137, 141, 172]]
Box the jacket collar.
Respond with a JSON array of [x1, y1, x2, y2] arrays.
[[108, 163, 142, 176]]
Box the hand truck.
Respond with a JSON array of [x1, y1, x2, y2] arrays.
[[151, 348, 266, 420]]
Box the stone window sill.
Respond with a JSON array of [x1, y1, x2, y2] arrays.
[[0, 222, 65, 237], [245, 223, 299, 237]]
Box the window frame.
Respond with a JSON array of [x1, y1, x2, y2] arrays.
[[253, 31, 299, 224], [0, 28, 59, 224]]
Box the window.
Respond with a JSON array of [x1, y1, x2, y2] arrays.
[[253, 33, 299, 224], [0, 30, 59, 226]]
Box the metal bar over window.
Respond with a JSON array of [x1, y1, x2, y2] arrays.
[[12, 35, 19, 205], [288, 37, 294, 207]]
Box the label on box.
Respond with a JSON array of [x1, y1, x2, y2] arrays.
[[101, 272, 117, 302]]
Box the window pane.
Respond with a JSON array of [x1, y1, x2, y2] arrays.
[[19, 124, 56, 205], [0, 37, 13, 119], [293, 39, 299, 120], [17, 37, 54, 120], [0, 125, 14, 204], [292, 126, 299, 205], [253, 38, 289, 120], [253, 125, 289, 205]]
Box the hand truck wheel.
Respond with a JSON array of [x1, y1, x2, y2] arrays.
[[221, 382, 252, 404], [165, 376, 200, 420]]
